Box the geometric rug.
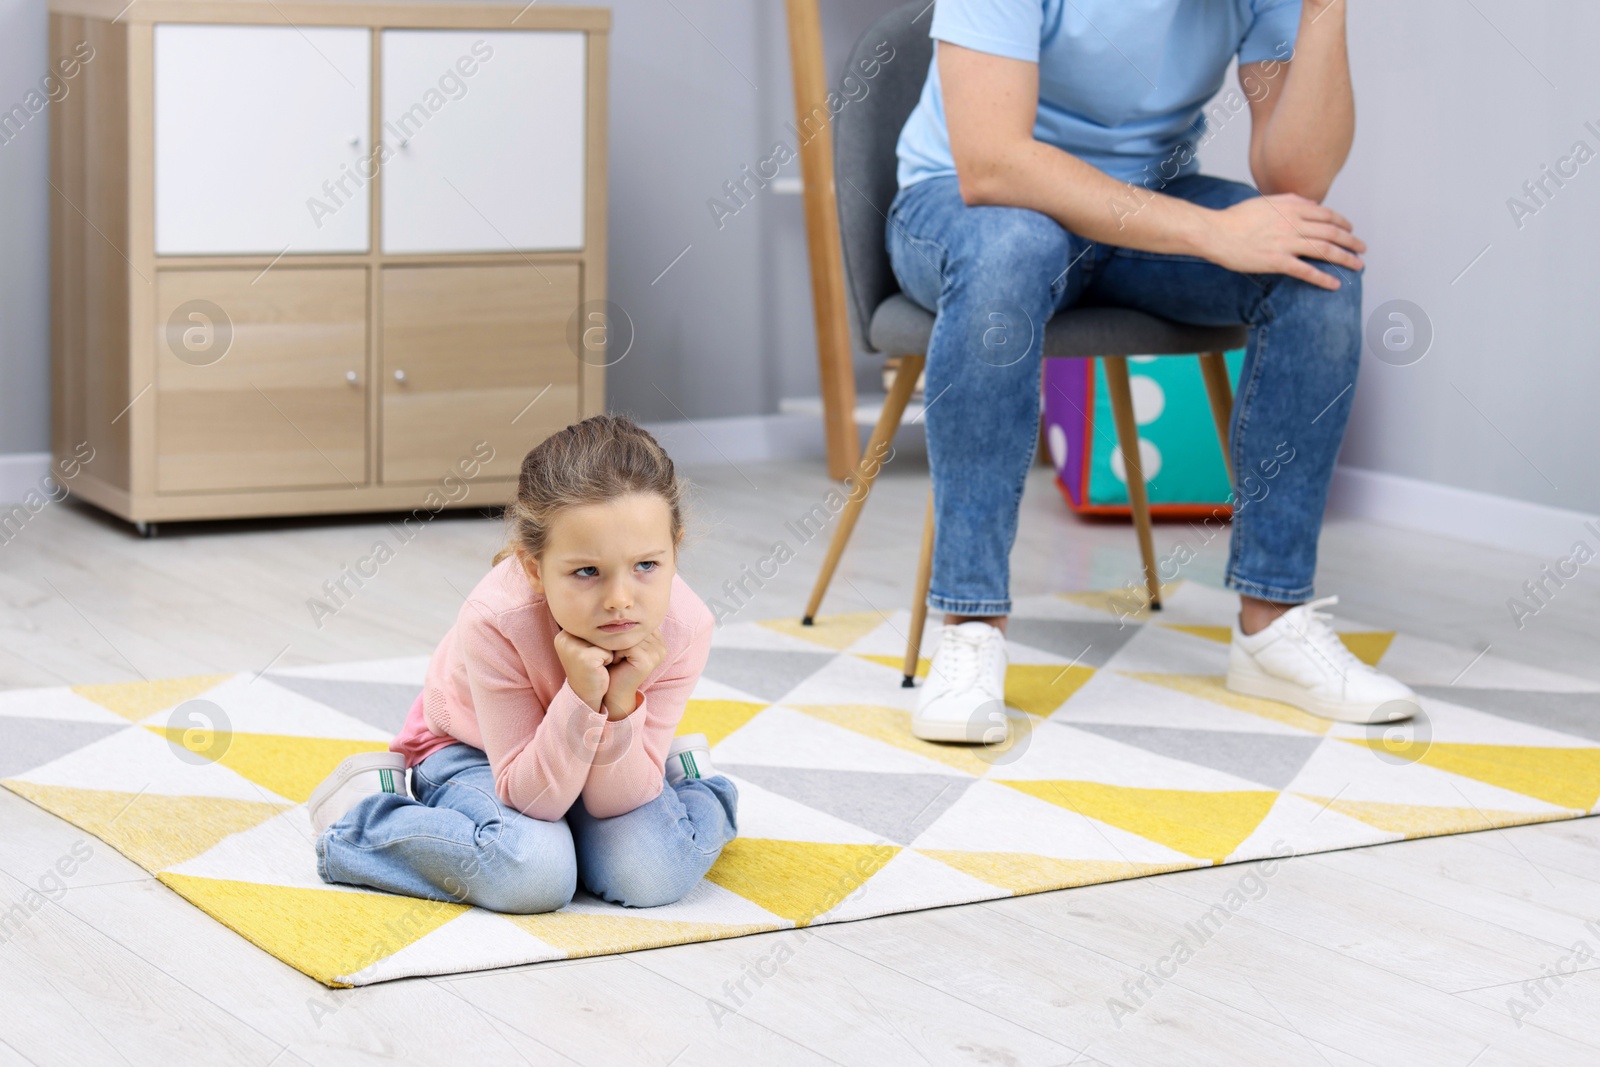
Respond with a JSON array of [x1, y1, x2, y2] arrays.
[[3, 580, 1597, 987]]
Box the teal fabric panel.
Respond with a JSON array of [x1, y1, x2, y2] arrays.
[[1087, 349, 1243, 506]]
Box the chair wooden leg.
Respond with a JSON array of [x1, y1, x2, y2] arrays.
[[1102, 355, 1163, 612], [1197, 350, 1235, 480], [802, 354, 926, 624], [903, 487, 935, 687]]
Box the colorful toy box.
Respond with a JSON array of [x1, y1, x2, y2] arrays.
[[1043, 349, 1244, 518]]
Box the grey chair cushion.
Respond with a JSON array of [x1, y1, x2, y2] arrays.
[[836, 2, 1250, 361], [869, 293, 1248, 359]]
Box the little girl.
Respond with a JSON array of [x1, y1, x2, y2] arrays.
[[308, 414, 738, 913]]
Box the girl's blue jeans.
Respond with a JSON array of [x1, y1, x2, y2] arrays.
[[886, 173, 1364, 612], [315, 742, 739, 913]]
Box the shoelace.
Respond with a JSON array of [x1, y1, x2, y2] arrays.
[[1280, 595, 1371, 683], [930, 625, 1005, 697]]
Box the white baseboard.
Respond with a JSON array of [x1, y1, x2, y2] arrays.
[[0, 451, 52, 505], [1327, 465, 1598, 559]]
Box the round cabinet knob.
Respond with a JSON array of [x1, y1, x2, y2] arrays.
[[348, 135, 361, 147], [346, 370, 358, 384], [393, 370, 407, 383]]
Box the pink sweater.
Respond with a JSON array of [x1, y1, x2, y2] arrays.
[[389, 556, 715, 821]]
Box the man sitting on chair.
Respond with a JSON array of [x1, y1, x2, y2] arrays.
[[891, 0, 1419, 738]]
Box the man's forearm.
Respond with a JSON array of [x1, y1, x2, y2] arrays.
[[1254, 0, 1354, 198], [966, 139, 1215, 256]]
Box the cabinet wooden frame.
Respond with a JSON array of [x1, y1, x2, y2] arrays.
[[49, 0, 609, 525]]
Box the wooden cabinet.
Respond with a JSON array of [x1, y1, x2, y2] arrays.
[[380, 264, 580, 483], [49, 0, 609, 527], [155, 268, 369, 492]]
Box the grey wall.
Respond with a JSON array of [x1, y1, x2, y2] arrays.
[[4, 0, 1598, 516], [1197, 1, 1600, 514]]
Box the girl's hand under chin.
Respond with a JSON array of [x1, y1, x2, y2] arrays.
[[602, 629, 666, 721], [552, 627, 616, 712]]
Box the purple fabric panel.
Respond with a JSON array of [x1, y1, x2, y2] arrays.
[[1042, 358, 1090, 505]]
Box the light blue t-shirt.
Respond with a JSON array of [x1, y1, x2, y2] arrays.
[[896, 0, 1303, 190]]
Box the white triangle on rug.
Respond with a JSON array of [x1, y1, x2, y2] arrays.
[[994, 721, 1272, 793], [1049, 669, 1311, 736], [1227, 791, 1396, 862], [134, 674, 393, 741], [340, 907, 566, 984], [842, 612, 936, 659], [1326, 694, 1600, 750], [0, 686, 130, 724], [712, 704, 958, 776], [1283, 733, 1570, 814], [913, 779, 1197, 866], [162, 805, 370, 891], [1377, 633, 1599, 692], [5, 723, 296, 803], [270, 655, 431, 685], [1013, 590, 1143, 622], [813, 845, 1004, 924], [718, 770, 889, 845], [1098, 623, 1232, 676], [686, 674, 773, 707], [709, 620, 844, 653], [777, 652, 919, 713]]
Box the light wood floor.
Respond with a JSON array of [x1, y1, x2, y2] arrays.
[[2, 453, 1598, 1066]]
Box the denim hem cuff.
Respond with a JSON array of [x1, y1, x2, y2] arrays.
[[926, 593, 1012, 616], [1225, 575, 1315, 604], [315, 830, 332, 882]]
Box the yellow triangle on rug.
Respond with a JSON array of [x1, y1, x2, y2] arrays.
[[705, 838, 900, 926], [997, 779, 1279, 863], [143, 726, 392, 805], [73, 674, 233, 722], [676, 699, 767, 748], [759, 611, 884, 651], [2, 781, 289, 870], [159, 873, 468, 987], [508, 911, 786, 956], [1336, 738, 1600, 812], [1293, 794, 1574, 838], [918, 849, 1200, 893]]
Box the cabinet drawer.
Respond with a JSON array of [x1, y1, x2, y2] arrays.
[[156, 268, 369, 493], [154, 24, 372, 255], [381, 30, 586, 253], [380, 263, 580, 484]]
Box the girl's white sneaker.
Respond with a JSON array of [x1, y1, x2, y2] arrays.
[[665, 733, 716, 785], [308, 751, 408, 834]]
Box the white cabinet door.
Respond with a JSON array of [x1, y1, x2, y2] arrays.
[[381, 30, 585, 253], [154, 24, 371, 255]]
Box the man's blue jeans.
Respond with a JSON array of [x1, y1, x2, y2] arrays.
[[886, 173, 1363, 613], [316, 742, 739, 912]]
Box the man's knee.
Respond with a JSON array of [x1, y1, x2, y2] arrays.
[[1274, 262, 1362, 331], [949, 207, 1073, 296]]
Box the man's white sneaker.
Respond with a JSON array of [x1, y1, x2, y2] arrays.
[[1226, 596, 1419, 724], [308, 751, 408, 835], [912, 621, 1010, 743], [665, 733, 717, 785]]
